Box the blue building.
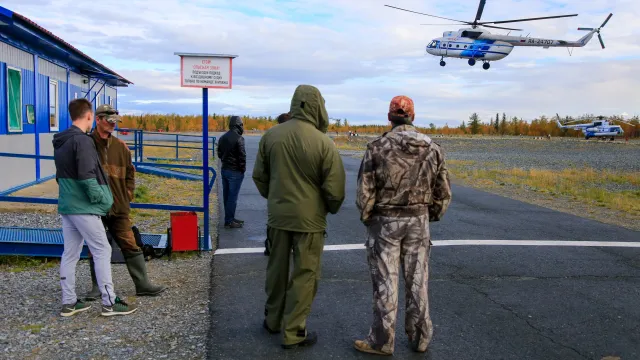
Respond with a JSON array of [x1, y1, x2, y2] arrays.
[[0, 5, 132, 193]]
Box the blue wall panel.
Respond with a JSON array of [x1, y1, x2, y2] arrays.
[[36, 74, 48, 134], [21, 69, 35, 134], [36, 74, 46, 134], [58, 80, 68, 131], [0, 62, 6, 135]]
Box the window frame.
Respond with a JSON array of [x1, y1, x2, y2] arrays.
[[6, 66, 23, 133], [49, 79, 59, 132]]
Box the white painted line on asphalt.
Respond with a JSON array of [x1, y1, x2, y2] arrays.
[[435, 240, 640, 247], [213, 240, 640, 255]]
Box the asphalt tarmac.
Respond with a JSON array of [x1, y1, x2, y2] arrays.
[[208, 135, 640, 360]]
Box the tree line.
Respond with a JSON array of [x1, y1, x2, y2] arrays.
[[119, 112, 640, 138]]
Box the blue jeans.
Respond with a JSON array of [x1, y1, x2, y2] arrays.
[[221, 169, 244, 225]]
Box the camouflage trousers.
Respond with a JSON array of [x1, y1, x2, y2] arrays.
[[364, 213, 433, 354]]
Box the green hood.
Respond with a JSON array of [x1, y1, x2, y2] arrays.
[[288, 85, 329, 133]]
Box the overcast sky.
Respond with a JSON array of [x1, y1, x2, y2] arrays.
[[8, 0, 640, 126]]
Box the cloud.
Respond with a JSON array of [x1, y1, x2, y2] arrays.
[[5, 0, 640, 126]]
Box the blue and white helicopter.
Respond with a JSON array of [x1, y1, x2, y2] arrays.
[[384, 0, 612, 70], [555, 114, 632, 140]]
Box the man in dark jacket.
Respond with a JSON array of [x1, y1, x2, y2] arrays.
[[263, 112, 291, 256], [253, 85, 346, 348], [53, 98, 137, 317], [82, 104, 166, 301], [217, 116, 247, 228]]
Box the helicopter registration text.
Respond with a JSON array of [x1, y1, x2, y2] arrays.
[[525, 38, 554, 45]]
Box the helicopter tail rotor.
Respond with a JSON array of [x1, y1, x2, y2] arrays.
[[578, 13, 612, 49]]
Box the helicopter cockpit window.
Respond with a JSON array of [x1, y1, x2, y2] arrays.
[[427, 40, 438, 48], [594, 121, 602, 126]]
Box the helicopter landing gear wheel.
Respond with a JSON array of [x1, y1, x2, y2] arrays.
[[483, 61, 490, 70], [440, 60, 446, 67], [468, 59, 476, 66]]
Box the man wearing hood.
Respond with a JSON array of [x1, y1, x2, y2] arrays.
[[53, 98, 137, 317], [354, 95, 452, 355], [253, 85, 346, 349], [82, 104, 167, 301], [263, 112, 291, 256], [217, 115, 247, 228]]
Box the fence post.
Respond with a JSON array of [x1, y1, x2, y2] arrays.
[[140, 131, 144, 161]]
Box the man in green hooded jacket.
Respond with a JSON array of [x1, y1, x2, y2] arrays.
[[253, 85, 346, 349]]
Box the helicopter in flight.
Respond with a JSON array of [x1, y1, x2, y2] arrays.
[[555, 114, 633, 140], [384, 0, 613, 69]]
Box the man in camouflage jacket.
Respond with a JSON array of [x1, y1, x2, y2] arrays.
[[354, 95, 452, 356]]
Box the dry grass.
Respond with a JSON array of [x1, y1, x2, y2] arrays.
[[333, 136, 370, 151], [137, 140, 201, 160], [0, 255, 59, 273], [448, 162, 640, 216]]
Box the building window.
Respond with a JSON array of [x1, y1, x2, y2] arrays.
[[7, 66, 22, 133], [49, 79, 59, 131]]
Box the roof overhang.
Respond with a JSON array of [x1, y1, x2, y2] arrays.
[[0, 6, 132, 87]]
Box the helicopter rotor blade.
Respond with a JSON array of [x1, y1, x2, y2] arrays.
[[475, 0, 487, 23], [598, 33, 605, 49], [481, 24, 523, 31], [383, 5, 471, 24], [420, 23, 470, 26], [479, 13, 578, 25], [600, 13, 613, 28]]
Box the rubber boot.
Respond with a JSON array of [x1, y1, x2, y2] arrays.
[[123, 250, 167, 296], [83, 257, 101, 301]]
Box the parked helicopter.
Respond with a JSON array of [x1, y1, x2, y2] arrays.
[[384, 1, 613, 69], [555, 114, 633, 140]]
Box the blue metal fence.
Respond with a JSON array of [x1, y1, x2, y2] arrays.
[[0, 129, 218, 255]]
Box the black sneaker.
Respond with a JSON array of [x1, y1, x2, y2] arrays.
[[101, 297, 138, 317], [282, 329, 318, 349], [233, 219, 244, 224], [224, 221, 243, 229]]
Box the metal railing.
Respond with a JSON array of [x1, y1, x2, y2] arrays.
[[0, 129, 218, 251], [118, 128, 216, 162]]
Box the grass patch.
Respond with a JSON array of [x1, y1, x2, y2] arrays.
[[139, 141, 201, 160], [333, 136, 369, 151], [21, 324, 44, 334], [0, 256, 59, 272], [134, 185, 151, 203], [448, 163, 640, 216], [130, 172, 216, 234]]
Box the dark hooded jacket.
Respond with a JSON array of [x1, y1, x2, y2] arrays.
[[217, 116, 246, 173], [52, 125, 113, 215], [252, 85, 346, 232]]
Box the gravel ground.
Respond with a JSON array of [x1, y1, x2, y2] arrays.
[[435, 136, 640, 172], [0, 212, 61, 229], [340, 135, 640, 171], [0, 155, 220, 359], [0, 252, 213, 360]]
